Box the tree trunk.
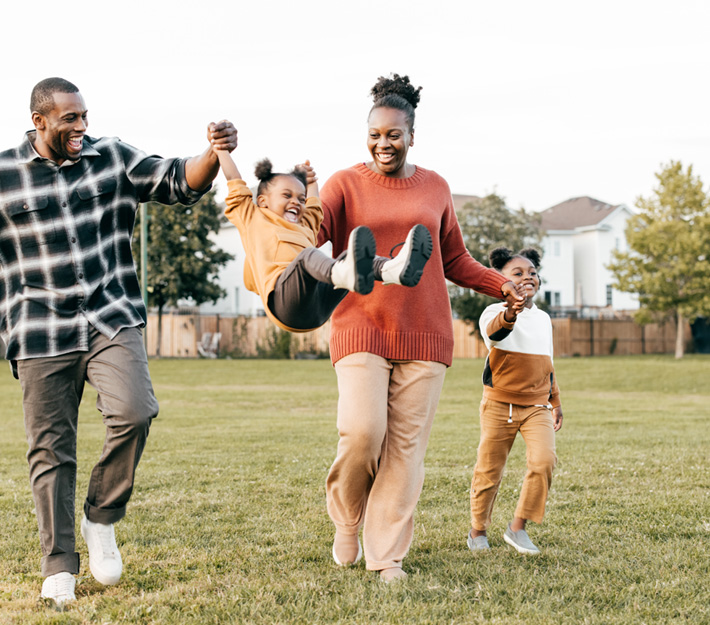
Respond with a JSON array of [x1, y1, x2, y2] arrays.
[[675, 311, 685, 359]]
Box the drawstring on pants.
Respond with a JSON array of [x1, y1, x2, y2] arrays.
[[507, 403, 551, 424]]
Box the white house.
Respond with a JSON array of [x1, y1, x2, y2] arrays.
[[539, 196, 638, 314], [198, 219, 265, 316]]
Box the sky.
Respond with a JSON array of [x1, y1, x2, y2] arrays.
[[2, 0, 709, 212]]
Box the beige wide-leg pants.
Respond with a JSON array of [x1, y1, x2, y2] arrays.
[[326, 352, 446, 571]]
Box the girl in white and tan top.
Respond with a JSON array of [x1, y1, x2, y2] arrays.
[[468, 247, 564, 555]]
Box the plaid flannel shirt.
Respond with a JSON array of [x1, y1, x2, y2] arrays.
[[0, 131, 207, 361]]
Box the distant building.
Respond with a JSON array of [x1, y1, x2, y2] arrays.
[[197, 219, 265, 316], [539, 196, 638, 316], [452, 193, 483, 213]]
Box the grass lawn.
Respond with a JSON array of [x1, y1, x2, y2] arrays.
[[1, 355, 709, 624]]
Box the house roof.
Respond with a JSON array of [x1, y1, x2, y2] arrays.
[[539, 196, 623, 230], [452, 194, 482, 213]]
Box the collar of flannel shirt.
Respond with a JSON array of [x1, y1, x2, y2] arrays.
[[17, 130, 101, 165]]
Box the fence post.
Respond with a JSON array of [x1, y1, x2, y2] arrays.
[[590, 318, 594, 356]]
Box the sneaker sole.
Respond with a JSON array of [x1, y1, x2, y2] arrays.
[[399, 224, 433, 287], [41, 596, 75, 611], [503, 531, 540, 555], [350, 226, 376, 295]]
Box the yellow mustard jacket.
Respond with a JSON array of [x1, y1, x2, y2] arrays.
[[223, 179, 322, 331]]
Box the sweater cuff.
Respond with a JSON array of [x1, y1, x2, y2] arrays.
[[499, 312, 516, 330]]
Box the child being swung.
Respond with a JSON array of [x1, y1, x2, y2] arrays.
[[468, 247, 564, 555], [215, 136, 432, 332]]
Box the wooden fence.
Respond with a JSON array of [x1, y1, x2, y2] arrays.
[[144, 313, 685, 359], [551, 317, 681, 357]]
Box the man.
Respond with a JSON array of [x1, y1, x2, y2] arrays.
[[0, 77, 236, 607]]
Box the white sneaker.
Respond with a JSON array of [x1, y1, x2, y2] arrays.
[[467, 530, 491, 551], [503, 523, 541, 555], [81, 516, 123, 585], [381, 224, 432, 286], [41, 571, 76, 607], [330, 226, 376, 294]]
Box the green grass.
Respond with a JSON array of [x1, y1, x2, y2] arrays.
[[1, 355, 709, 624]]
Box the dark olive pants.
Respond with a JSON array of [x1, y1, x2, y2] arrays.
[[268, 247, 389, 331], [18, 327, 158, 576], [268, 247, 348, 331]]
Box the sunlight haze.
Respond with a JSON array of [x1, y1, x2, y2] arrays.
[[2, 0, 708, 211]]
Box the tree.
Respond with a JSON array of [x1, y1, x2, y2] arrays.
[[449, 193, 545, 331], [608, 161, 710, 359], [132, 189, 235, 356]]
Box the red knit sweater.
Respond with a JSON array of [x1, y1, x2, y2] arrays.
[[318, 164, 508, 366]]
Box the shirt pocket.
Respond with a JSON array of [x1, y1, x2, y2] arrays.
[[75, 177, 117, 202], [3, 196, 56, 246], [274, 231, 307, 264], [74, 177, 118, 236]]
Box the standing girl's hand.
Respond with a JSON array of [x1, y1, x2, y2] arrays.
[[501, 281, 525, 307], [503, 299, 525, 322], [502, 281, 526, 322], [552, 406, 563, 431]]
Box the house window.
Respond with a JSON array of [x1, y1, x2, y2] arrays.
[[234, 287, 240, 313], [553, 240, 561, 256], [606, 284, 613, 307], [544, 291, 561, 307]]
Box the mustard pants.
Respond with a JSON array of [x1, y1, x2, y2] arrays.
[[326, 352, 446, 571], [470, 399, 557, 531]]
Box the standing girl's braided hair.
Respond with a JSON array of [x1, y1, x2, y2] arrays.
[[489, 247, 542, 271], [369, 73, 423, 131], [254, 158, 307, 196]]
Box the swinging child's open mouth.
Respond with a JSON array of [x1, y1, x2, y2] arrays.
[[284, 208, 300, 223]]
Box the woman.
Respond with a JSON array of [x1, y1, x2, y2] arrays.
[[318, 73, 523, 582]]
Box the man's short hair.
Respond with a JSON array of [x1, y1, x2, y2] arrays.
[[30, 77, 80, 115]]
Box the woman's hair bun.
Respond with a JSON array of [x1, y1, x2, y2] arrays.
[[370, 73, 422, 109], [254, 158, 274, 182]]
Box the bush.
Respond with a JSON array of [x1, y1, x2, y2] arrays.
[[256, 326, 293, 359]]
